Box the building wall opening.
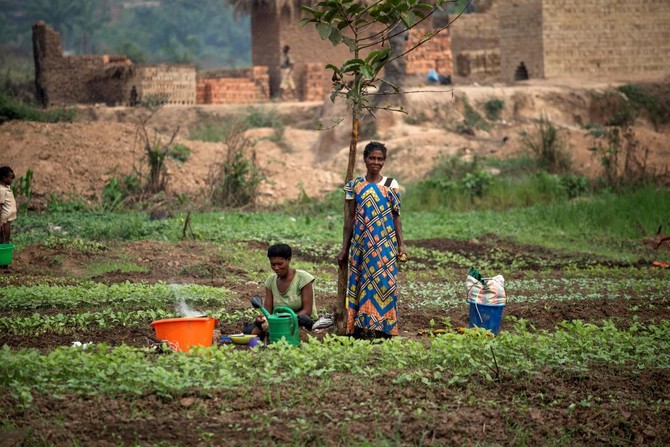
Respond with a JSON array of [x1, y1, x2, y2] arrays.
[[514, 61, 529, 81]]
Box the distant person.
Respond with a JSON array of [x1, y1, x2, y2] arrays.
[[0, 166, 17, 268], [279, 45, 296, 101], [243, 243, 316, 337]]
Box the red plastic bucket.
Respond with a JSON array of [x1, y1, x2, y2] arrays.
[[150, 317, 218, 352]]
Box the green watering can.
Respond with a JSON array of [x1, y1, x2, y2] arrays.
[[251, 295, 301, 346]]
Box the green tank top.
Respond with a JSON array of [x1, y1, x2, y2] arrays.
[[264, 269, 317, 320]]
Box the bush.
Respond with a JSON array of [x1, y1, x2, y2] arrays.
[[591, 125, 668, 190], [484, 98, 504, 121], [208, 123, 265, 208], [522, 116, 572, 174], [617, 83, 670, 130], [170, 144, 191, 163]]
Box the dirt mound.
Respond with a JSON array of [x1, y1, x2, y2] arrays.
[[1, 79, 669, 208]]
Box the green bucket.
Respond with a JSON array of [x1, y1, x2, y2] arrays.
[[0, 244, 14, 266]]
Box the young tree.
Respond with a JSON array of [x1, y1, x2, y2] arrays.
[[300, 0, 466, 333]]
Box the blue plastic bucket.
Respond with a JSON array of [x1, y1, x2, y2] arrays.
[[468, 302, 505, 335]]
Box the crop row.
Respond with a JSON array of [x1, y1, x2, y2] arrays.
[[402, 279, 668, 309], [0, 308, 258, 335], [0, 282, 235, 311], [2, 320, 668, 407]]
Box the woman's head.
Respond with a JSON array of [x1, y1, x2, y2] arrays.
[[363, 141, 387, 176], [363, 141, 387, 160], [0, 166, 14, 186], [268, 243, 292, 277]]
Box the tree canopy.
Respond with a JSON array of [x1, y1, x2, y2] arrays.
[[0, 0, 250, 69]]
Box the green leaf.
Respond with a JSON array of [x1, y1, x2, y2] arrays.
[[342, 36, 358, 52], [328, 27, 343, 45], [360, 65, 374, 80], [316, 23, 333, 40], [341, 58, 365, 73]]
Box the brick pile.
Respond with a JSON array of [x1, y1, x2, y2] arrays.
[[301, 63, 326, 102], [405, 28, 453, 76], [196, 66, 269, 104], [132, 65, 196, 105]]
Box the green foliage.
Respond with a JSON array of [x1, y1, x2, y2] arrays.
[[589, 90, 637, 127], [208, 124, 264, 208], [617, 83, 670, 130], [484, 98, 504, 121], [188, 122, 233, 143], [521, 116, 572, 174], [301, 0, 450, 113], [0, 93, 76, 124], [170, 144, 191, 163], [2, 321, 668, 406], [0, 0, 250, 70], [11, 169, 33, 213]]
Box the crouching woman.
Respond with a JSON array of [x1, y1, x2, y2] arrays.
[[245, 243, 317, 336]]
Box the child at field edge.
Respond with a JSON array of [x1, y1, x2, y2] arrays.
[[0, 166, 17, 270]]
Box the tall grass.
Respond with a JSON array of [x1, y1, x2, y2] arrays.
[[403, 171, 587, 212]]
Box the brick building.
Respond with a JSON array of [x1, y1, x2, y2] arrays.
[[32, 21, 197, 106], [500, 0, 670, 82]]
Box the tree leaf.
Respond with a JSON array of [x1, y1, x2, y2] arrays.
[[328, 27, 343, 45], [316, 23, 333, 40]]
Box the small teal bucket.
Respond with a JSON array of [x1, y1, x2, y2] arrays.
[[468, 302, 505, 335]]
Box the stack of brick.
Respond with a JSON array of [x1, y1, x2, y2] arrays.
[[196, 66, 269, 105], [405, 28, 453, 77], [301, 63, 326, 102], [133, 65, 196, 105]]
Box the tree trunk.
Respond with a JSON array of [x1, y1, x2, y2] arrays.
[[335, 113, 359, 335]]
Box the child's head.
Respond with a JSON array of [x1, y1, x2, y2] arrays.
[[0, 166, 14, 186]]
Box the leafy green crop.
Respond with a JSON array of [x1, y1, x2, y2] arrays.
[[2, 321, 668, 407]]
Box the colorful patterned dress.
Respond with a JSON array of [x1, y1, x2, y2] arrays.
[[344, 176, 401, 336]]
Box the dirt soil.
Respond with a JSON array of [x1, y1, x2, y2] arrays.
[[1, 78, 669, 209]]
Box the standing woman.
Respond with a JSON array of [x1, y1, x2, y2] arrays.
[[337, 142, 407, 338]]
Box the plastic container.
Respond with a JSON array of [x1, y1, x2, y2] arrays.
[[0, 244, 14, 266], [150, 317, 218, 352], [468, 302, 505, 335], [268, 307, 301, 346]]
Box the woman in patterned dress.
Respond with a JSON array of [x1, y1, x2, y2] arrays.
[[337, 141, 406, 338]]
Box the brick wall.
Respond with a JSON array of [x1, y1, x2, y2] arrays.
[[499, 0, 670, 82], [499, 0, 544, 83], [196, 66, 270, 104], [405, 28, 453, 76], [449, 1, 501, 80], [32, 22, 134, 106], [455, 50, 501, 78], [541, 0, 670, 78]]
